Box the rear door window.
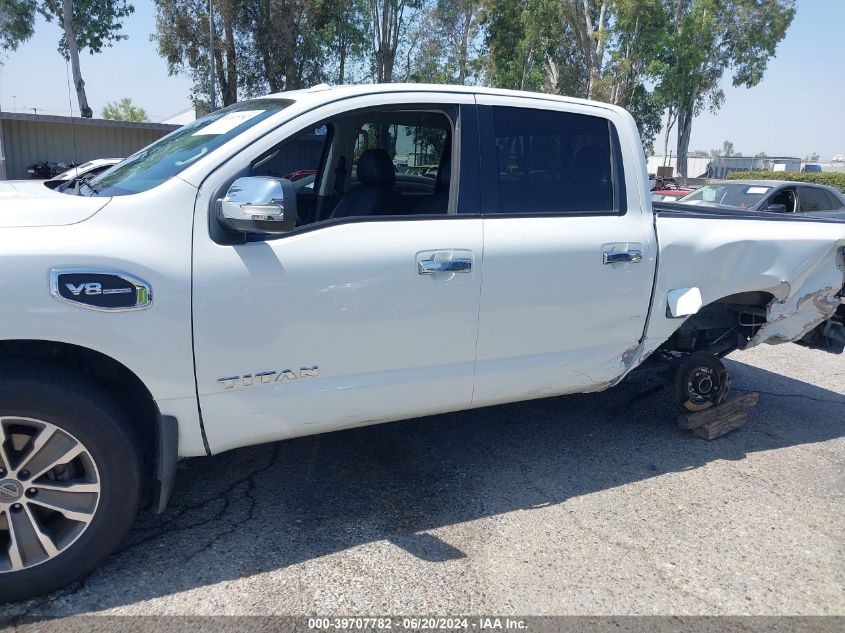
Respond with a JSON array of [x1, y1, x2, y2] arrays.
[[799, 187, 837, 212], [486, 106, 619, 215], [824, 190, 844, 209]]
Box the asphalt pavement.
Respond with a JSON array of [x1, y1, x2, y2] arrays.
[[2, 343, 843, 618]]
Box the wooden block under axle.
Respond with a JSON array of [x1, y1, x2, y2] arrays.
[[692, 411, 749, 440], [677, 391, 759, 430]]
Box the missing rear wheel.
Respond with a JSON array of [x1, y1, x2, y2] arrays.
[[673, 353, 731, 412]]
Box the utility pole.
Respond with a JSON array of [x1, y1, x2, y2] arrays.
[[209, 0, 217, 111], [0, 104, 6, 180]]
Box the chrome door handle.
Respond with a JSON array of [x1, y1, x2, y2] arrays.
[[418, 258, 472, 274], [603, 250, 642, 265]]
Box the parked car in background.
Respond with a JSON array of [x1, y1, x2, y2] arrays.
[[678, 180, 845, 220], [45, 158, 123, 192], [802, 163, 822, 173], [27, 161, 73, 179], [282, 169, 317, 181]]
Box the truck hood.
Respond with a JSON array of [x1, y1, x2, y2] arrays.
[[0, 180, 110, 228]]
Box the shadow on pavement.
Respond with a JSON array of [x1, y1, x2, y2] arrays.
[[5, 358, 844, 617]]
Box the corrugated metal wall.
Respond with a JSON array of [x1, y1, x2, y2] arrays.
[[0, 113, 179, 180]]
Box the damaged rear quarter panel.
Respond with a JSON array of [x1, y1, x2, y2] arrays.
[[639, 214, 845, 361]]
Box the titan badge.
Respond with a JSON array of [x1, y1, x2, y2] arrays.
[[217, 366, 319, 389]]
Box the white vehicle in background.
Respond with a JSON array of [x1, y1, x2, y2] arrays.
[[0, 84, 843, 601], [44, 158, 123, 192]]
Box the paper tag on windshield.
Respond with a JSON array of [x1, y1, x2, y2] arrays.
[[193, 110, 265, 136], [746, 186, 770, 194]]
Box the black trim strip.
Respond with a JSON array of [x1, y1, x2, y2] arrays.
[[610, 121, 627, 216], [457, 103, 482, 215], [236, 208, 636, 242], [477, 104, 497, 215]]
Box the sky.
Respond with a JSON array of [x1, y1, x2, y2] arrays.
[[0, 0, 842, 159]]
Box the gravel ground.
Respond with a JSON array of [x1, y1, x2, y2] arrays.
[[2, 344, 843, 618]]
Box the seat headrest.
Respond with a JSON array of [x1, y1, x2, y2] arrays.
[[357, 149, 396, 188], [436, 146, 451, 194], [573, 146, 609, 180]]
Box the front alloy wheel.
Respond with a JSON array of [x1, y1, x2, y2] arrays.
[[0, 417, 100, 572], [0, 362, 142, 603]]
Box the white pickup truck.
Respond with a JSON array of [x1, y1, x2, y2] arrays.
[[1, 84, 843, 601]]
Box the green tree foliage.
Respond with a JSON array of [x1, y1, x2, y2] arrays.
[[146, 0, 796, 161], [318, 0, 370, 84], [155, 0, 240, 107], [653, 0, 795, 175], [481, 0, 668, 152], [369, 0, 424, 83], [407, 0, 482, 84], [101, 96, 147, 121], [481, 0, 573, 93], [154, 0, 369, 106], [0, 0, 134, 117], [0, 0, 37, 51]]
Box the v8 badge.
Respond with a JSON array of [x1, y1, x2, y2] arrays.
[[51, 269, 152, 311]]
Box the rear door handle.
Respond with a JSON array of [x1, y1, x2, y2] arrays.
[[603, 250, 642, 265], [418, 258, 472, 274]]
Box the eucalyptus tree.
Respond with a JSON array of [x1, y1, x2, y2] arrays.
[[654, 0, 795, 176], [406, 0, 482, 84], [154, 0, 240, 107], [318, 0, 370, 84], [368, 0, 423, 82], [154, 0, 341, 107]]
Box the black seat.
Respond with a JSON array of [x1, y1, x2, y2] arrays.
[[331, 149, 401, 219], [569, 145, 613, 211], [418, 144, 451, 214]]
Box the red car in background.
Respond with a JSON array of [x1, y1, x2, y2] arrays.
[[651, 188, 694, 202], [283, 169, 317, 181]]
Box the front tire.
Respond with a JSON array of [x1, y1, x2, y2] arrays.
[[0, 362, 142, 602]]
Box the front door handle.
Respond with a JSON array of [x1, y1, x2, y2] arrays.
[[603, 250, 642, 265], [418, 258, 472, 274]]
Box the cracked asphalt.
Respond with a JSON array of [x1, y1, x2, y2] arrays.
[[2, 344, 843, 618]]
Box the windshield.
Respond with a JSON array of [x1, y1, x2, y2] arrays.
[[82, 99, 293, 196], [679, 183, 771, 208]]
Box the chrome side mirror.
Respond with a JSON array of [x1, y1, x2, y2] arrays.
[[218, 176, 297, 234]]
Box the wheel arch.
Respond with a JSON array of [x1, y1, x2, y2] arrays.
[[659, 289, 779, 357], [0, 339, 169, 508]]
